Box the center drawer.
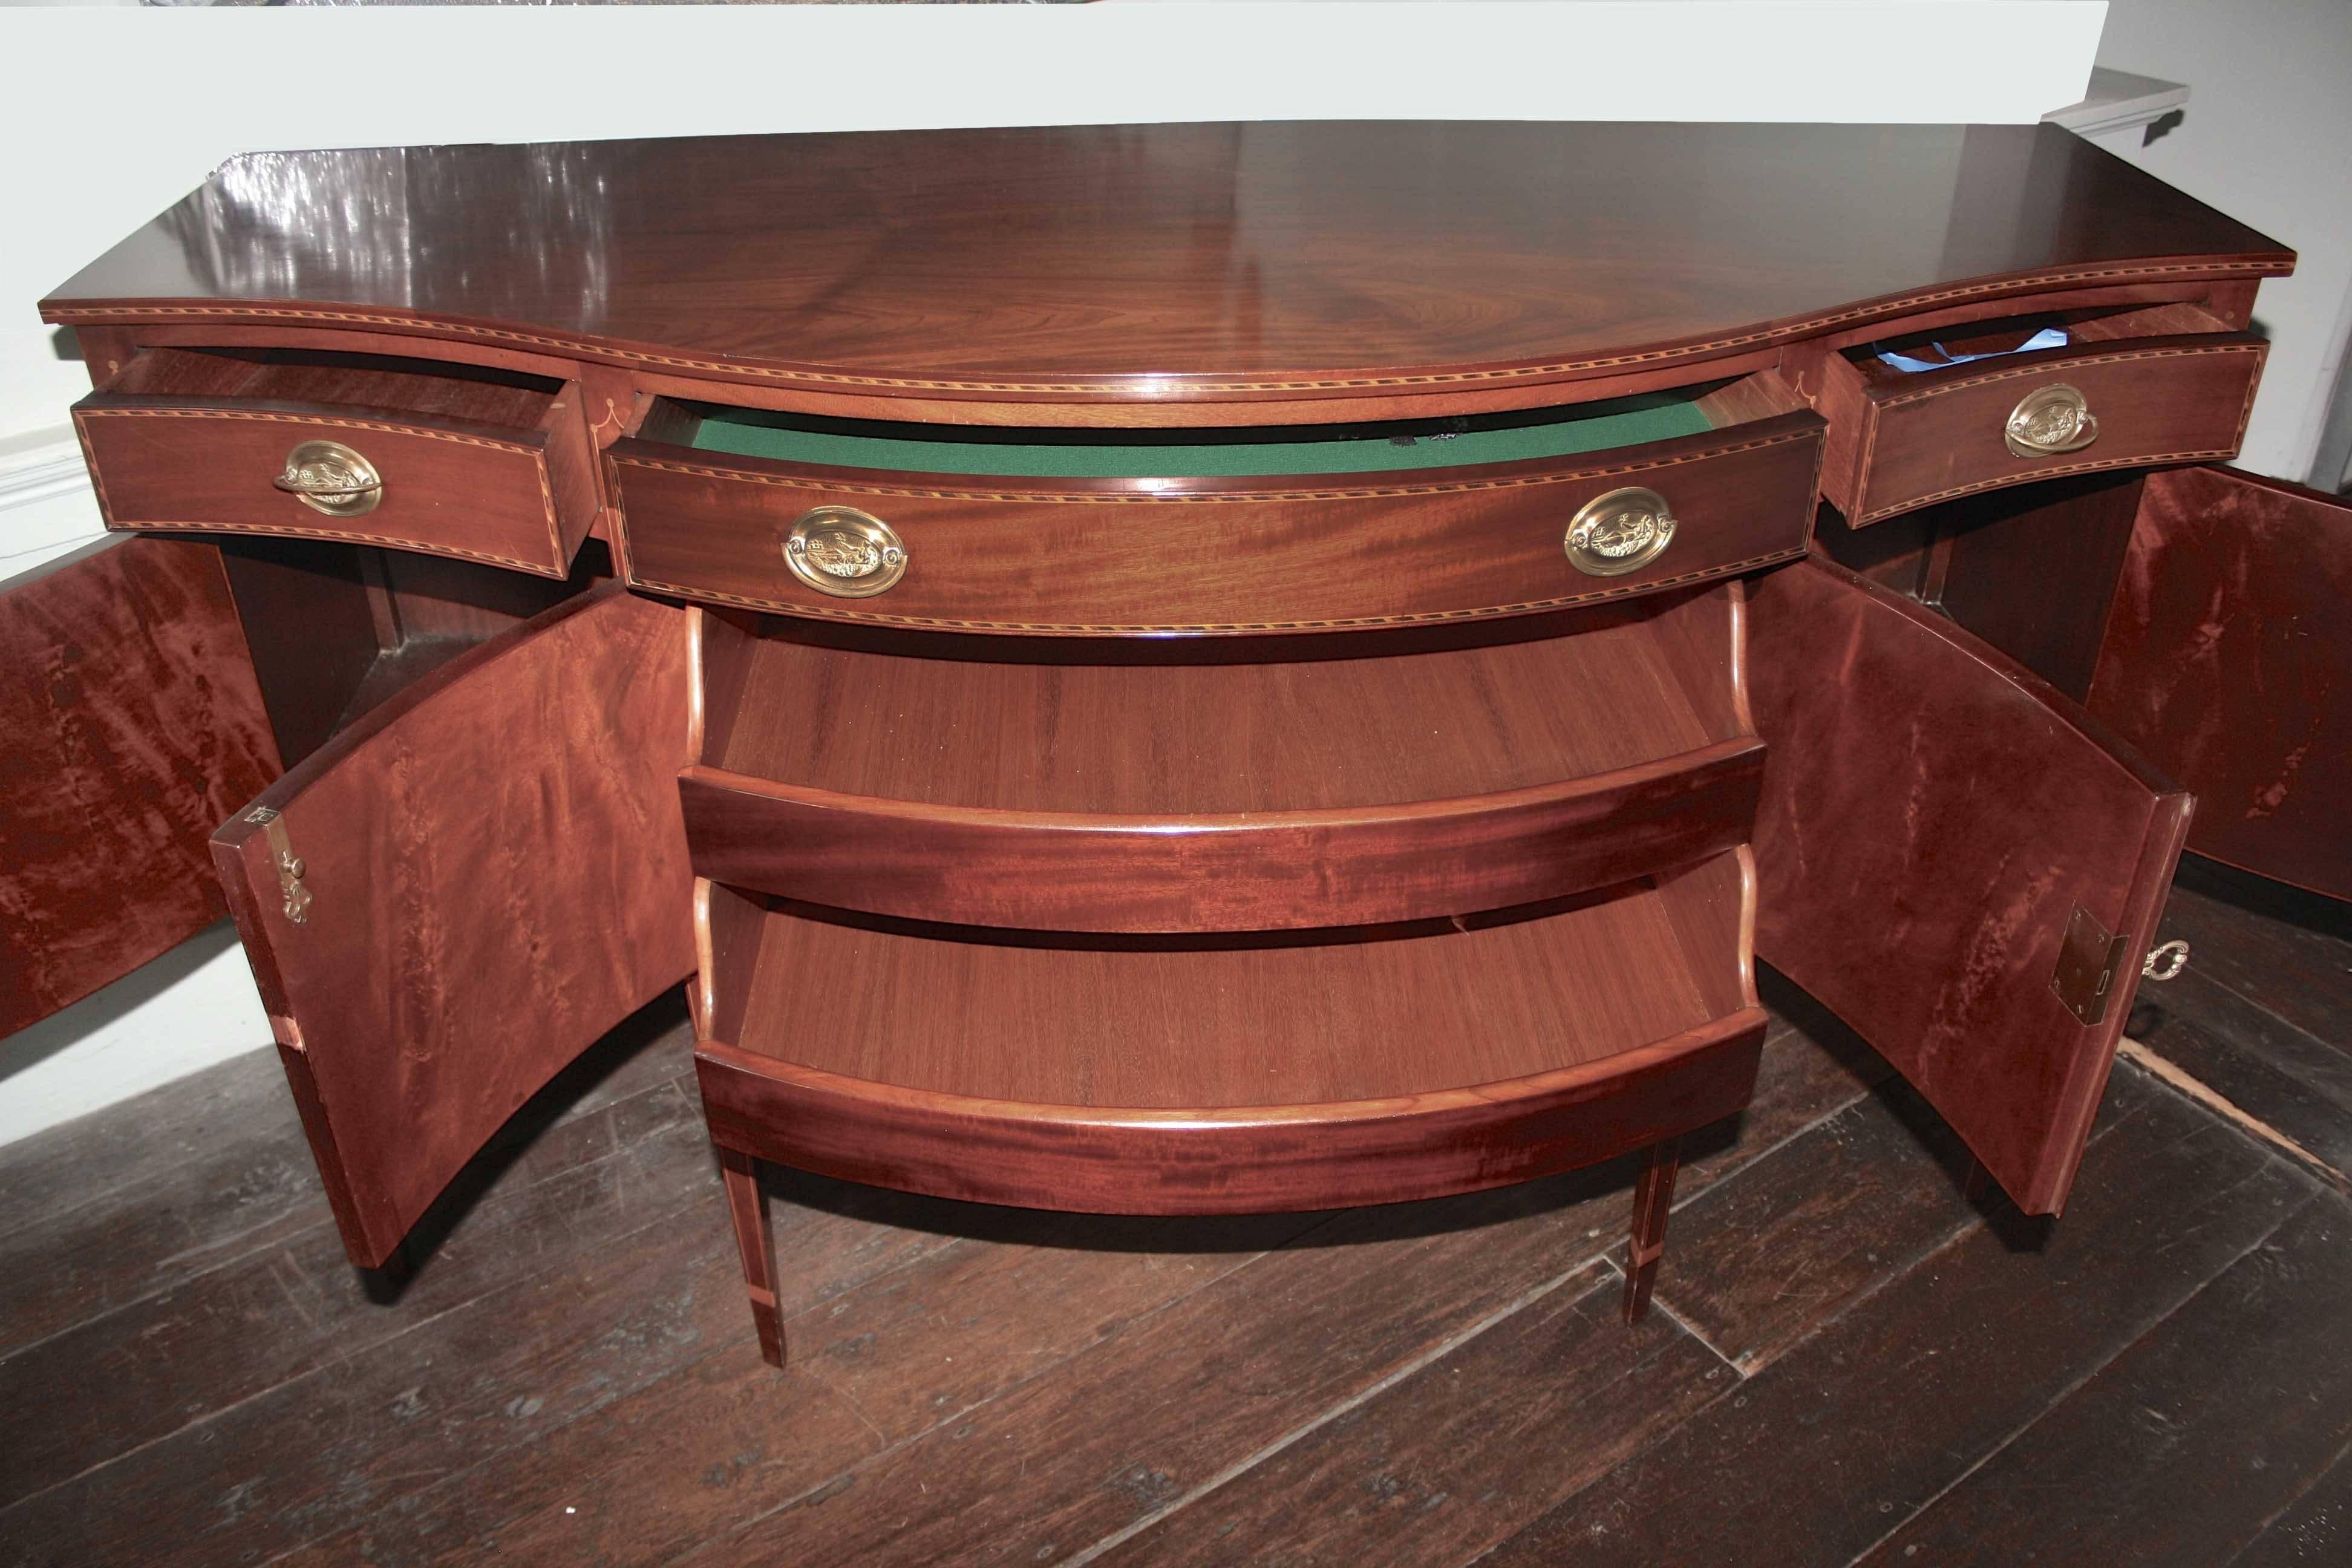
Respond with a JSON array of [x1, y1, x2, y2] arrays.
[[609, 373, 1823, 633]]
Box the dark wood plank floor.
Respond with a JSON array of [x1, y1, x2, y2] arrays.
[[1, 857, 2345, 1568]]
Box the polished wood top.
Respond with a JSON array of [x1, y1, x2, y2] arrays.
[[44, 122, 2290, 411]]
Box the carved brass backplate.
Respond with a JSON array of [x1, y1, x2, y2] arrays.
[[1564, 486, 1677, 577], [2050, 901, 2129, 1026], [272, 439, 384, 517], [2004, 383, 2099, 459], [783, 506, 909, 598]]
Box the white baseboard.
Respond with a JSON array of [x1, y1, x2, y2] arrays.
[[0, 426, 273, 1146]]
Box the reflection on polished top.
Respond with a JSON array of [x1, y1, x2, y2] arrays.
[[42, 122, 2290, 402]]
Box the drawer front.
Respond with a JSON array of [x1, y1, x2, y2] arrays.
[[72, 400, 592, 578], [610, 414, 1822, 633], [1841, 335, 2265, 526]]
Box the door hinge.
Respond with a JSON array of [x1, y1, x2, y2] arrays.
[[2050, 902, 2129, 1026], [246, 806, 312, 925]]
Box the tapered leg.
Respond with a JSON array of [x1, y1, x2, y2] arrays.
[[720, 1146, 786, 1368], [1622, 1135, 1682, 1326]]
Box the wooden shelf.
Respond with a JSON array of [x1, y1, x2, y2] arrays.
[[682, 586, 1759, 930], [694, 849, 1765, 1214]]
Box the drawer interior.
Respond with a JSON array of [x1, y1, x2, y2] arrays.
[[1845, 301, 2233, 391], [102, 345, 568, 430], [652, 371, 1802, 479], [693, 585, 1751, 809]]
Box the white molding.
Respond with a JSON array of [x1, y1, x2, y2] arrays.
[[0, 428, 90, 515], [0, 431, 103, 577], [2045, 67, 2190, 137]]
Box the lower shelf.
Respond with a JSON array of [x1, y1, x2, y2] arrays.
[[694, 849, 1765, 1214]]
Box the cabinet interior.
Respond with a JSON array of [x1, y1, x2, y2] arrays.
[[699, 845, 1753, 1109], [691, 583, 1752, 806], [218, 534, 605, 769]]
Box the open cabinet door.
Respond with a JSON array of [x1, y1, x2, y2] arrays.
[[1748, 557, 2190, 1215], [211, 585, 693, 1268], [2084, 466, 2352, 902], [1, 536, 279, 1036]]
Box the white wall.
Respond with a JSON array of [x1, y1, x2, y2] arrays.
[[0, 2, 2117, 1143], [2086, 0, 2352, 483]]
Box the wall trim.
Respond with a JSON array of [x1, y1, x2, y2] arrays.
[[0, 426, 91, 515]]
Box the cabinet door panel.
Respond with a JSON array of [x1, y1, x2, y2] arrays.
[[211, 586, 693, 1267], [1, 536, 279, 1036], [1748, 557, 2189, 1215], [2086, 465, 2352, 901]]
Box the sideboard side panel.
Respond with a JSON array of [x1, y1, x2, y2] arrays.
[[0, 535, 281, 1036]]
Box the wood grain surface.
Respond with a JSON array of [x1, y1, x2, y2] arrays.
[[701, 585, 1743, 808], [0, 535, 279, 1037], [74, 348, 599, 575], [679, 742, 1760, 934], [1820, 330, 2264, 526], [2086, 466, 2352, 901], [609, 414, 1820, 633], [695, 848, 1759, 1214], [1746, 557, 2190, 1216], [43, 125, 2290, 422], [209, 586, 695, 1267]]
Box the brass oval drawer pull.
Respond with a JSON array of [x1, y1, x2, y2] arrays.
[[1564, 486, 1676, 577], [272, 439, 384, 517], [2005, 383, 2099, 459], [783, 506, 909, 598]]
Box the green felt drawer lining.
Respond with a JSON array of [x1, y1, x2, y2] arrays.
[[688, 397, 1719, 479]]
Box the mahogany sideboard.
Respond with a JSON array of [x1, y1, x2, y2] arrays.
[[8, 123, 2347, 1368]]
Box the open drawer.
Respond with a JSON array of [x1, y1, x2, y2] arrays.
[[608, 373, 1823, 633], [1814, 302, 2266, 527], [73, 347, 604, 577], [680, 584, 1759, 932]]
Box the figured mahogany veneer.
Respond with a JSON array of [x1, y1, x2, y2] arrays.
[[1748, 558, 2190, 1215], [41, 124, 2291, 423], [694, 848, 1763, 1218], [73, 348, 603, 577], [1813, 305, 2264, 527], [2085, 466, 2352, 902], [0, 537, 279, 1037], [609, 403, 1820, 634], [211, 587, 694, 1267]]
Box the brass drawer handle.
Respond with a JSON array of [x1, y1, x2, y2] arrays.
[[783, 506, 909, 598], [1564, 486, 1676, 577], [2004, 383, 2099, 459], [272, 440, 384, 517]]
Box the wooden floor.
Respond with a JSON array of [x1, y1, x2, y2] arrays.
[[2, 856, 2347, 1568]]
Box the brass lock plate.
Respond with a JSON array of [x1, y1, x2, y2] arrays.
[[783, 506, 909, 598], [2050, 901, 2128, 1026]]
